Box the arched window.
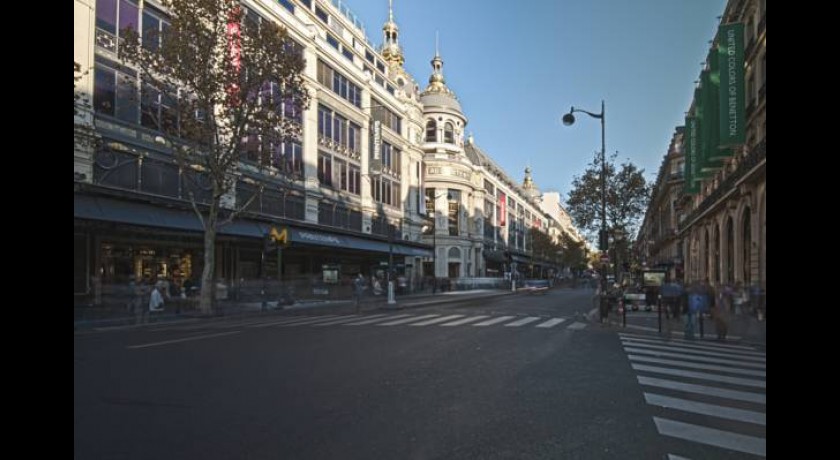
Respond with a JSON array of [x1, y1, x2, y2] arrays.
[[425, 120, 437, 142], [444, 122, 454, 144], [743, 209, 752, 284]]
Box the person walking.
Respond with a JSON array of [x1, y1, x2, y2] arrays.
[[149, 281, 166, 318], [128, 275, 148, 325], [660, 277, 684, 340], [353, 273, 365, 313]]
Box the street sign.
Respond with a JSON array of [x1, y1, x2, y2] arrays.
[[600, 254, 610, 263], [269, 226, 289, 248]]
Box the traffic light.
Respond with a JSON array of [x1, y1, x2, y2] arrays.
[[598, 229, 609, 251]]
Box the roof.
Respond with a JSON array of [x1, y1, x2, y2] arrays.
[[419, 91, 463, 114]]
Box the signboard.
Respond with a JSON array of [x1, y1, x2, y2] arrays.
[[642, 270, 666, 287]]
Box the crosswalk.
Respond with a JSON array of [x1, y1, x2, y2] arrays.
[[151, 313, 588, 332], [619, 332, 766, 458]]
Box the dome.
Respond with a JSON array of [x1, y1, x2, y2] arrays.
[[420, 91, 463, 113]]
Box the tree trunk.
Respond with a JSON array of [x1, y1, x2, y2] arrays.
[[199, 202, 220, 315]]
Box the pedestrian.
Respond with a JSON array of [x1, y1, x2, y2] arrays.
[[149, 281, 165, 316], [712, 286, 730, 341], [353, 273, 365, 312], [128, 275, 148, 325], [660, 277, 684, 340]]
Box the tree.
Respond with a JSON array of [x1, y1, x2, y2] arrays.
[[74, 61, 98, 153], [557, 231, 588, 273], [566, 151, 651, 244], [118, 0, 310, 314]]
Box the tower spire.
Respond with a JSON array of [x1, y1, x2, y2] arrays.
[[381, 0, 404, 67], [389, 0, 394, 23]]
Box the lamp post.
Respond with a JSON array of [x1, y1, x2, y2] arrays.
[[562, 100, 607, 288]]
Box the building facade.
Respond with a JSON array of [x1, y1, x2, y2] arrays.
[[639, 0, 765, 289], [74, 0, 582, 308]]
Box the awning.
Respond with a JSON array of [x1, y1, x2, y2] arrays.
[[75, 194, 432, 257], [482, 249, 507, 263]]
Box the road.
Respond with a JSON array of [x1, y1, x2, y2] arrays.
[[74, 287, 765, 459]]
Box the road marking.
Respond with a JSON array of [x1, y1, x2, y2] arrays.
[[624, 345, 767, 364], [410, 315, 465, 326], [536, 318, 567, 328], [440, 316, 490, 326], [631, 364, 766, 388], [627, 355, 766, 377], [127, 331, 241, 349], [653, 417, 765, 457], [622, 346, 766, 368], [644, 392, 765, 426], [667, 454, 692, 460], [344, 314, 413, 326], [567, 321, 588, 330], [250, 315, 338, 328], [504, 317, 542, 327], [377, 315, 441, 326], [637, 376, 766, 404], [619, 333, 759, 352], [473, 316, 516, 327], [621, 339, 766, 360], [281, 315, 355, 327], [311, 315, 367, 326]]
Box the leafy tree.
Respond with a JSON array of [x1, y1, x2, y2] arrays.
[[74, 61, 98, 153], [557, 231, 588, 272], [566, 151, 651, 245], [118, 0, 310, 314]]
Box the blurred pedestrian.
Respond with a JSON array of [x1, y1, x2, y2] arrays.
[[353, 273, 365, 312], [149, 281, 165, 314]]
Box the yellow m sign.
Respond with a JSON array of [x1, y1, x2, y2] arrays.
[[269, 226, 289, 247]]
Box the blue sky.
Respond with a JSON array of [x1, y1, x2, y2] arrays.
[[345, 0, 727, 201]]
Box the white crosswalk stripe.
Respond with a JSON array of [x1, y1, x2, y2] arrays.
[[620, 333, 766, 457], [504, 316, 542, 327], [536, 318, 566, 328], [377, 314, 440, 326], [472, 316, 516, 327], [440, 315, 490, 326]]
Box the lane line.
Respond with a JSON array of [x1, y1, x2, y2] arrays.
[[653, 417, 765, 457], [644, 393, 766, 426], [127, 331, 241, 349], [637, 376, 766, 404]]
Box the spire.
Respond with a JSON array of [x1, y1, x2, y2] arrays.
[[428, 34, 446, 90], [381, 0, 404, 67], [523, 166, 534, 189]]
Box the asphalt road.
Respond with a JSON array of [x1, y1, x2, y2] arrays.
[[74, 288, 765, 459]]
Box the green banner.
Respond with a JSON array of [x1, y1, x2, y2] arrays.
[[718, 22, 745, 146], [707, 46, 732, 162], [698, 70, 723, 175], [684, 118, 700, 194]]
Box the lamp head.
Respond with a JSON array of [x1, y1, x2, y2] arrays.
[[562, 112, 576, 126]]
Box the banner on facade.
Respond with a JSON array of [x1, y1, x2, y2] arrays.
[[498, 192, 506, 227], [684, 117, 700, 194], [718, 22, 745, 146]]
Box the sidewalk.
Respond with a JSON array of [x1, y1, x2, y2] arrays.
[[73, 289, 516, 331]]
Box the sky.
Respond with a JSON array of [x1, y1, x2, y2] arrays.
[[343, 0, 728, 203]]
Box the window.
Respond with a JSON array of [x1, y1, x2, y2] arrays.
[[276, 0, 295, 13], [448, 190, 461, 236], [95, 0, 138, 53], [326, 34, 339, 50], [425, 188, 436, 216], [444, 122, 454, 144], [376, 61, 385, 73], [317, 60, 361, 107], [342, 48, 354, 62], [142, 7, 169, 51], [299, 0, 312, 8], [94, 57, 138, 123], [318, 152, 333, 186], [365, 50, 375, 63], [372, 177, 397, 207], [141, 82, 179, 135], [318, 105, 360, 156], [425, 120, 437, 142], [380, 142, 400, 175], [371, 99, 402, 134], [315, 6, 329, 24]]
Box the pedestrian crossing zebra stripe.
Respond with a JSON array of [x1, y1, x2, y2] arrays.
[[644, 392, 766, 426], [653, 417, 766, 457], [667, 454, 692, 460], [623, 347, 767, 370], [567, 321, 587, 330], [619, 333, 761, 352], [536, 318, 566, 328], [628, 354, 767, 377], [377, 314, 441, 326], [636, 376, 766, 404], [620, 340, 767, 362], [410, 315, 465, 326], [441, 315, 491, 326], [472, 316, 516, 326], [505, 317, 542, 327], [623, 344, 767, 363], [631, 364, 766, 388], [344, 314, 413, 326]]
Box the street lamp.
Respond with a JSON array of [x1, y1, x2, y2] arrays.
[[562, 100, 608, 288]]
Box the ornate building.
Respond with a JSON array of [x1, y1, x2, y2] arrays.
[[639, 0, 765, 288], [73, 0, 582, 308]]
